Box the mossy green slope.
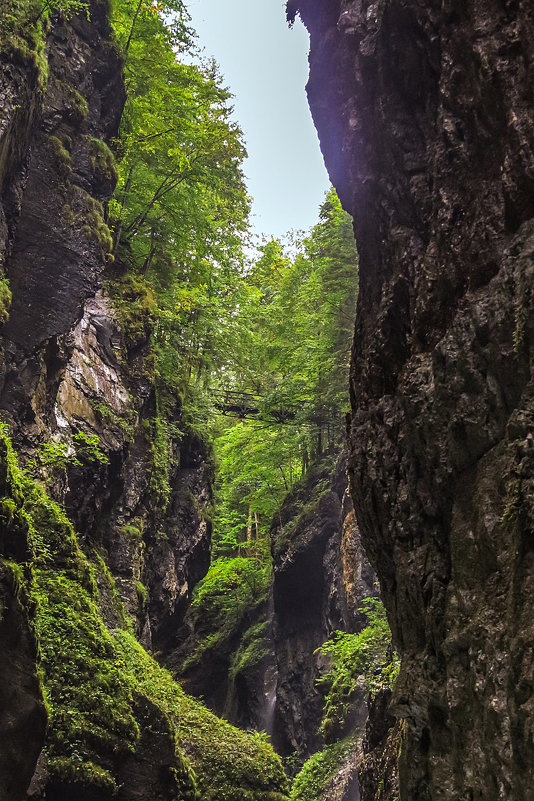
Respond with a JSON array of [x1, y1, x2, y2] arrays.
[[0, 425, 289, 800], [115, 631, 289, 801]]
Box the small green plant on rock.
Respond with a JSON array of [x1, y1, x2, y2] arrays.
[[27, 432, 108, 483], [0, 278, 12, 326]]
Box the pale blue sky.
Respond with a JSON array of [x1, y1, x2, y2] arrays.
[[186, 0, 331, 240]]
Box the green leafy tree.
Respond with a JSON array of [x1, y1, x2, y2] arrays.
[[109, 0, 249, 394]]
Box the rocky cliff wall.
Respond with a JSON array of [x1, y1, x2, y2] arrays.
[[290, 1, 534, 799], [0, 4, 290, 800], [0, 0, 211, 658]]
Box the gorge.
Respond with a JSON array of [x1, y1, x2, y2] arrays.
[[1, 1, 534, 800]]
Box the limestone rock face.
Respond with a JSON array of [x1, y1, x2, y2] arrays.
[[0, 1, 211, 648], [0, 4, 212, 798], [290, 0, 534, 798]]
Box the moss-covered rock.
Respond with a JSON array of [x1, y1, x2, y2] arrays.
[[0, 278, 12, 326], [0, 425, 289, 801], [289, 737, 357, 801], [115, 631, 289, 801]]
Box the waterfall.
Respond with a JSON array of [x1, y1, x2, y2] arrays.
[[262, 662, 278, 736]]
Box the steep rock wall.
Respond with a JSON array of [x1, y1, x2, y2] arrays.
[[290, 1, 534, 799], [0, 4, 244, 800], [0, 0, 211, 652]]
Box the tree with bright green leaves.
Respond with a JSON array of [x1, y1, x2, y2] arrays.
[[109, 0, 250, 395]]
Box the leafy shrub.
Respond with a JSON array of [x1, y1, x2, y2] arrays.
[[317, 598, 398, 742]]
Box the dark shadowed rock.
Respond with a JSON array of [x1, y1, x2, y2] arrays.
[[359, 688, 400, 801], [0, 564, 47, 801], [291, 0, 534, 798]]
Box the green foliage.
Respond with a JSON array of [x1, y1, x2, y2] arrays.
[[211, 189, 358, 556], [108, 0, 249, 409], [0, 278, 12, 326], [26, 431, 109, 482], [213, 422, 303, 554], [42, 0, 89, 19], [317, 598, 398, 742], [183, 556, 271, 671], [289, 737, 356, 801], [136, 580, 148, 607], [115, 629, 290, 801]]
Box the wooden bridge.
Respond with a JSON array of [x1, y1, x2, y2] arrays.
[[213, 390, 336, 426]]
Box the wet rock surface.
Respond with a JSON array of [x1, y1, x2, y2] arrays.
[[291, 0, 534, 798], [359, 689, 400, 801]]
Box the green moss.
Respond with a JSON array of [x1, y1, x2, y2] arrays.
[[70, 87, 89, 119], [89, 137, 118, 183], [290, 737, 356, 801], [115, 630, 290, 801], [49, 76, 89, 123], [0, 426, 288, 800], [105, 271, 157, 349], [0, 278, 12, 326], [0, 431, 150, 791], [35, 572, 140, 789], [122, 522, 143, 539], [0, 429, 136, 790], [230, 620, 270, 682], [48, 135, 72, 169], [62, 204, 75, 226], [0, 0, 48, 89]]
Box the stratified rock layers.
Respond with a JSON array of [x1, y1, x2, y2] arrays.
[[291, 1, 534, 799]]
